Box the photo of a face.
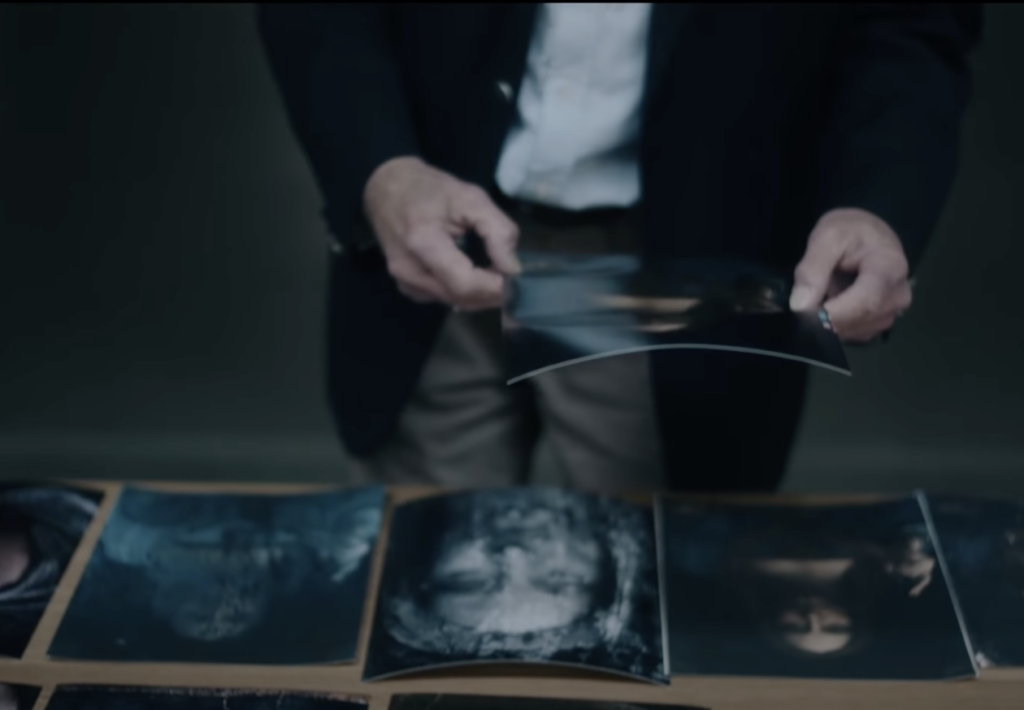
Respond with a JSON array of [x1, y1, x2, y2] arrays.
[[44, 685, 366, 710], [0, 683, 40, 710], [389, 695, 708, 710], [49, 486, 385, 664], [363, 489, 666, 683], [0, 483, 102, 658], [926, 494, 1024, 668], [503, 253, 849, 383], [660, 495, 974, 679]]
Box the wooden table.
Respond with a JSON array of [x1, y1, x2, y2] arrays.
[[2, 482, 1023, 710]]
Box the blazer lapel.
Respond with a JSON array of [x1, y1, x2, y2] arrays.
[[644, 3, 693, 103]]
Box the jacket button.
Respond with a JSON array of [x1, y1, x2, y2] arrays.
[[496, 80, 513, 102]]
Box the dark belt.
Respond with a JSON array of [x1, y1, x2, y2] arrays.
[[492, 190, 633, 229]]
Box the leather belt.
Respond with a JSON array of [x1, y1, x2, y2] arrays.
[[492, 190, 633, 229]]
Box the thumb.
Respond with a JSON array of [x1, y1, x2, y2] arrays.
[[453, 188, 522, 276], [790, 227, 842, 312]]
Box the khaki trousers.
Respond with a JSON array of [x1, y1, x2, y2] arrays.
[[346, 209, 664, 493]]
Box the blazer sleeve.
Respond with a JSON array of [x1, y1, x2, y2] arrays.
[[813, 4, 982, 272], [256, 3, 420, 246]]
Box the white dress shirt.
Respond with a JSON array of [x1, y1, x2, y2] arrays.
[[495, 3, 653, 211]]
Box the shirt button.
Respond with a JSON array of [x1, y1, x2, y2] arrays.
[[496, 80, 513, 102]]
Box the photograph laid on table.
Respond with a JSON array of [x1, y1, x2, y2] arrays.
[[926, 494, 1024, 668], [503, 253, 850, 384], [0, 482, 103, 658], [49, 485, 385, 664], [389, 695, 709, 710], [44, 685, 367, 710], [363, 488, 666, 683], [659, 494, 975, 679], [0, 682, 41, 710]]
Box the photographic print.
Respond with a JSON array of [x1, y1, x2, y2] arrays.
[[389, 696, 708, 710], [0, 483, 103, 658], [659, 494, 975, 679], [48, 485, 385, 664], [363, 488, 666, 683], [925, 494, 1024, 668], [44, 685, 366, 710], [503, 253, 850, 384], [0, 683, 40, 710]]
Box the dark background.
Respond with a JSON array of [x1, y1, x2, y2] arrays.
[[0, 3, 1021, 493]]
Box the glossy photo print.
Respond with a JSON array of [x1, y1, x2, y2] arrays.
[[48, 486, 385, 664], [659, 494, 975, 680], [926, 494, 1024, 668], [0, 483, 103, 658], [502, 253, 849, 384], [0, 683, 41, 710], [363, 488, 667, 683], [389, 696, 708, 710], [44, 685, 367, 710]]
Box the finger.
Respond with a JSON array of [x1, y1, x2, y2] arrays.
[[387, 256, 451, 304], [824, 269, 902, 335], [407, 227, 504, 308], [790, 226, 846, 311], [835, 311, 896, 343], [452, 187, 522, 275], [397, 283, 438, 304]]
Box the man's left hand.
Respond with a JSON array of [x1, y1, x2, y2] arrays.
[[789, 208, 913, 343]]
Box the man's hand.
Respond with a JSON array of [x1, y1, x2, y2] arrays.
[[363, 156, 521, 311], [789, 208, 913, 342]]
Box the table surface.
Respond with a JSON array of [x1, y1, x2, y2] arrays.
[[2, 481, 1023, 710]]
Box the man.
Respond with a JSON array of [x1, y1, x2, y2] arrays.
[[257, 4, 981, 492]]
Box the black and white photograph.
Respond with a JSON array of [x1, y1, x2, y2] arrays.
[[926, 494, 1024, 668], [503, 253, 850, 384], [48, 485, 385, 664], [44, 685, 367, 710], [363, 488, 666, 683], [0, 483, 103, 658], [389, 695, 708, 710], [659, 494, 975, 679], [0, 682, 40, 710]]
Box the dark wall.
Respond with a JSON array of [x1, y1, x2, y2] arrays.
[[0, 4, 1021, 492]]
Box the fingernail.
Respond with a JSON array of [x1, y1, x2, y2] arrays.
[[789, 286, 815, 311], [507, 254, 522, 275]]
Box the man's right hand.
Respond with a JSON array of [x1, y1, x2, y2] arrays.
[[363, 156, 521, 311]]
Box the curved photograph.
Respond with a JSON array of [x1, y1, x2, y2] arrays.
[[363, 489, 666, 684], [389, 696, 707, 710], [0, 683, 40, 710], [926, 494, 1024, 668], [49, 486, 385, 664], [659, 494, 975, 679], [503, 253, 849, 384], [0, 483, 103, 658], [45, 685, 366, 710]]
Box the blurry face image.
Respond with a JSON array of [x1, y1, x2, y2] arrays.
[[742, 554, 863, 656], [0, 684, 15, 710], [428, 508, 603, 634], [776, 596, 853, 654], [0, 529, 31, 588]]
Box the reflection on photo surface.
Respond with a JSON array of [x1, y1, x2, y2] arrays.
[[0, 483, 102, 658], [389, 695, 708, 710], [0, 682, 40, 710], [49, 486, 385, 664], [927, 494, 1024, 668], [45, 685, 366, 710], [503, 253, 848, 382], [661, 496, 974, 679], [364, 489, 666, 683]]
